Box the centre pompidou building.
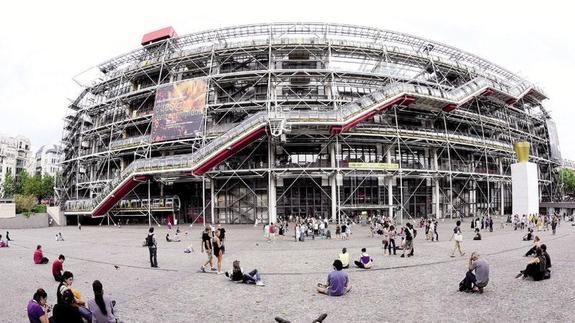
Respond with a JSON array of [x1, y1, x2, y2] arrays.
[[60, 23, 562, 225]]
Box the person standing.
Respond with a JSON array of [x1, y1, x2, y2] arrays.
[[200, 226, 216, 272], [213, 229, 225, 274], [401, 223, 415, 258], [146, 227, 158, 268], [268, 222, 276, 242], [295, 223, 301, 242], [388, 225, 397, 255], [551, 215, 558, 235], [450, 220, 465, 257], [52, 255, 65, 282]]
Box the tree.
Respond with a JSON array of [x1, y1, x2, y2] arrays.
[[2, 172, 15, 198], [15, 194, 37, 214], [23, 174, 43, 200], [40, 175, 55, 200], [560, 168, 575, 193], [14, 169, 29, 195]]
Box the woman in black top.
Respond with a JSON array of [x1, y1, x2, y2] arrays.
[[213, 229, 225, 274], [53, 289, 83, 323]]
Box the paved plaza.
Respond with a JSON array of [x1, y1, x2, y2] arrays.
[[1, 218, 574, 322]]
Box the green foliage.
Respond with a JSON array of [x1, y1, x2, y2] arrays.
[[2, 172, 15, 198], [33, 204, 47, 213], [14, 170, 29, 195], [23, 174, 43, 199], [560, 168, 575, 193], [40, 175, 55, 200], [15, 194, 37, 215], [2, 171, 55, 201]]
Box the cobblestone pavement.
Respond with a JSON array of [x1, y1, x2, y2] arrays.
[[1, 218, 574, 322]]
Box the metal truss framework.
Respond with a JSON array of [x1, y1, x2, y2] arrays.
[[59, 23, 561, 224]]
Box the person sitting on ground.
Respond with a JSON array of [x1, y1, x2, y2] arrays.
[[184, 241, 194, 253], [56, 233, 64, 242], [525, 236, 541, 256], [56, 271, 91, 321], [354, 248, 373, 269], [87, 280, 117, 323], [472, 228, 482, 241], [0, 234, 9, 247], [522, 228, 533, 241], [458, 252, 489, 293], [52, 289, 83, 323], [225, 260, 264, 286], [52, 255, 65, 282], [34, 245, 49, 264], [316, 259, 351, 296], [27, 288, 50, 323], [540, 244, 551, 279], [515, 247, 547, 281], [338, 248, 350, 269], [165, 233, 181, 242]]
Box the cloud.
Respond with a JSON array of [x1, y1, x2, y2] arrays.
[[0, 0, 573, 158]]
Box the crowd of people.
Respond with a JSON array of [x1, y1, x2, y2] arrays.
[[9, 210, 564, 322], [26, 256, 117, 322], [511, 213, 560, 234]]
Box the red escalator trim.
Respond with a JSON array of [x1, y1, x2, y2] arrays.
[[192, 126, 268, 176], [506, 98, 517, 105], [482, 89, 494, 96], [330, 95, 415, 135], [92, 175, 148, 217], [443, 103, 458, 112]]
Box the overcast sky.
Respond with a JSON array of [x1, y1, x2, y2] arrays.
[[1, 0, 573, 158]]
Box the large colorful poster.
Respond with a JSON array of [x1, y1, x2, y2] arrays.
[[151, 79, 207, 143]]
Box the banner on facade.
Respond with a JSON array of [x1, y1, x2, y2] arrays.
[[348, 162, 399, 170], [151, 79, 207, 143]]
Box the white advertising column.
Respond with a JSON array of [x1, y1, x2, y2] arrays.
[[511, 162, 539, 215]]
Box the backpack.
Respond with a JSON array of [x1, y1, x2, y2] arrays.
[[459, 278, 472, 292], [146, 235, 154, 247]]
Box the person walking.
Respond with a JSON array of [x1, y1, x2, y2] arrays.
[[200, 226, 216, 272], [450, 220, 465, 257], [146, 227, 158, 268]]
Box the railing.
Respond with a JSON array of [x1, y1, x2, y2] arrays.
[[65, 76, 529, 213], [109, 136, 151, 150]]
